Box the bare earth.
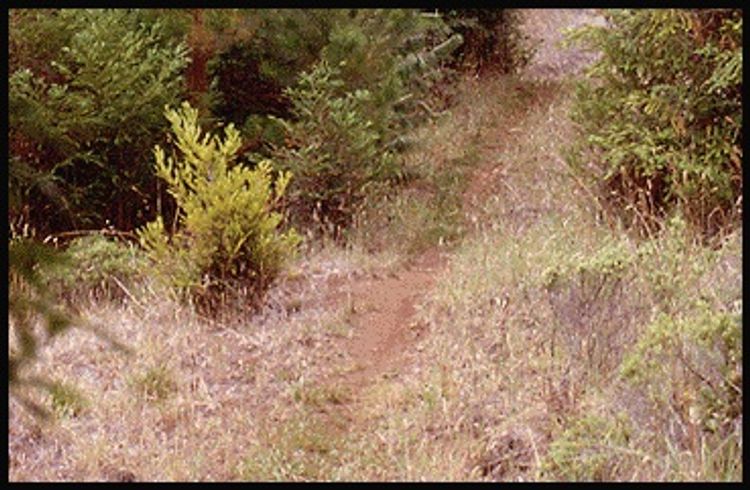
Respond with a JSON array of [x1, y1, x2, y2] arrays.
[[326, 7, 607, 408]]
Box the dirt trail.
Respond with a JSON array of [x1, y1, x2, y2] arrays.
[[283, 6, 609, 472], [6, 10, 610, 482], [319, 9, 607, 402], [340, 248, 443, 387]]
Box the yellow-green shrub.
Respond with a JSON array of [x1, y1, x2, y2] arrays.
[[138, 102, 300, 309]]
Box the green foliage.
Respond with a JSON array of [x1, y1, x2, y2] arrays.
[[9, 9, 189, 233], [542, 239, 634, 290], [210, 10, 455, 154], [566, 9, 742, 237], [320, 10, 454, 135], [47, 235, 149, 302], [620, 303, 741, 437], [542, 414, 636, 481], [269, 61, 399, 235], [209, 10, 338, 126], [207, 11, 464, 239], [137, 102, 300, 309], [634, 215, 717, 311]]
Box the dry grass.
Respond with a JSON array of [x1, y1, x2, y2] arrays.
[[316, 73, 742, 481], [9, 10, 741, 481], [8, 242, 394, 481]]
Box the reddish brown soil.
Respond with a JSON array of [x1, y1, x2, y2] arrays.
[[318, 7, 606, 405], [339, 248, 444, 389]]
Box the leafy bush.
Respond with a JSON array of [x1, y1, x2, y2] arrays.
[[320, 10, 456, 138], [634, 215, 718, 311], [620, 303, 741, 439], [268, 60, 399, 236], [542, 414, 636, 481], [566, 9, 742, 237], [137, 102, 300, 310], [9, 9, 189, 234], [208, 9, 459, 165], [46, 234, 149, 302]]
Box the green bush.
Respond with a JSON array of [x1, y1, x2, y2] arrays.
[[320, 10, 455, 138], [620, 303, 741, 438], [137, 102, 300, 310], [567, 9, 742, 237], [634, 215, 718, 312], [47, 234, 149, 302], [269, 60, 399, 235], [9, 9, 189, 234], [209, 10, 457, 162]]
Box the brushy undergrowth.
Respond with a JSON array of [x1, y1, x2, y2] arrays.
[[566, 9, 742, 238], [46, 234, 149, 303], [138, 101, 301, 311], [269, 60, 399, 237]]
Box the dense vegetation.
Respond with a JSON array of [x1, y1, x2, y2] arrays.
[[567, 9, 742, 238], [8, 8, 742, 482]]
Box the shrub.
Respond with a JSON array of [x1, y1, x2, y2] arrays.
[[541, 239, 644, 374], [137, 102, 300, 310], [620, 303, 741, 439], [320, 9, 456, 138], [9, 9, 189, 234], [566, 9, 742, 238], [46, 234, 149, 302], [210, 10, 453, 130], [634, 215, 717, 312], [268, 60, 399, 236]]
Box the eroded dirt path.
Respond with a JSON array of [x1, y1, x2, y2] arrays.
[[313, 6, 608, 436], [339, 248, 444, 389]]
